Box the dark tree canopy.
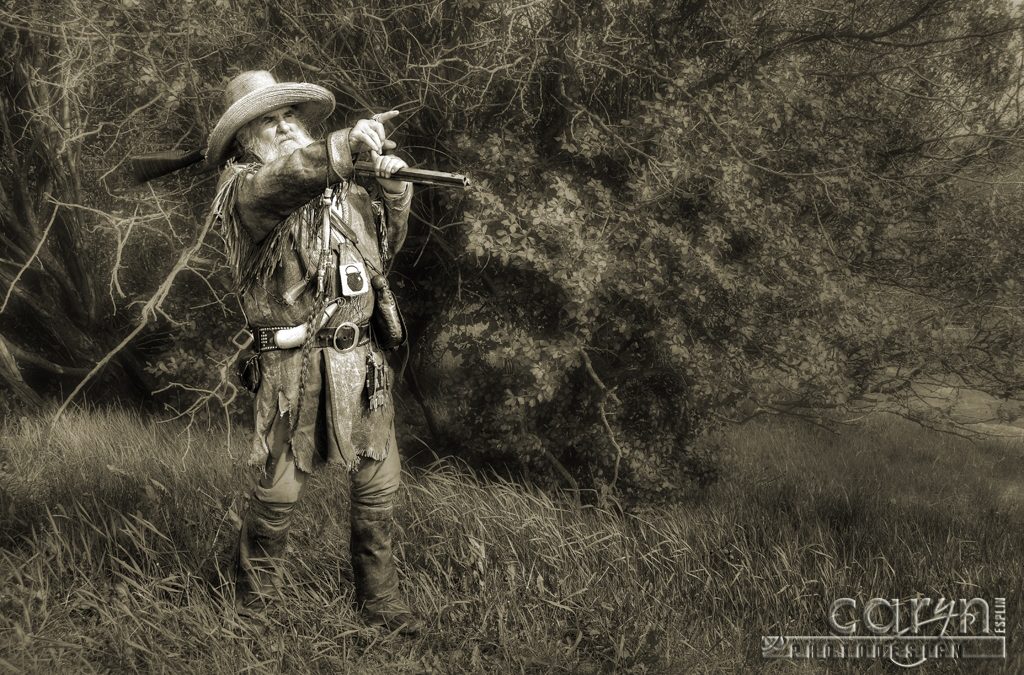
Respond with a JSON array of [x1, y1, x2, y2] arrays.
[[2, 0, 1023, 501]]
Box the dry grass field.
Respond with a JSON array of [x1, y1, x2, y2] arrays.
[[0, 408, 1021, 673]]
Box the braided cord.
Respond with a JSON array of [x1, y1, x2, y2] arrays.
[[289, 265, 330, 435], [288, 184, 343, 435]]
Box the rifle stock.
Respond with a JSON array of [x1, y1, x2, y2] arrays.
[[129, 149, 469, 189], [130, 149, 205, 184]]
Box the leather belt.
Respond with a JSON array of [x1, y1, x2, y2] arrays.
[[251, 322, 371, 353]]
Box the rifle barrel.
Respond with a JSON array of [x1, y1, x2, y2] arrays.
[[353, 161, 470, 189], [130, 152, 470, 189]]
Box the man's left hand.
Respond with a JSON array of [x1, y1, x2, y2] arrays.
[[371, 150, 410, 195]]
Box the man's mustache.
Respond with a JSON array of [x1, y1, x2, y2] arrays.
[[277, 133, 310, 147]]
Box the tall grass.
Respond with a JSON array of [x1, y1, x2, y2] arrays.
[[0, 409, 1021, 672]]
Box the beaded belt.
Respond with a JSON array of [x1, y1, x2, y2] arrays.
[[247, 322, 371, 353]]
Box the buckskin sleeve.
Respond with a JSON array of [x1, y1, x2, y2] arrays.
[[237, 129, 354, 242]]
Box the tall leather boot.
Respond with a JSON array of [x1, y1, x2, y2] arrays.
[[235, 498, 294, 615], [350, 502, 423, 636]]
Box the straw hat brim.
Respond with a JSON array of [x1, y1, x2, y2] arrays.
[[206, 83, 335, 166]]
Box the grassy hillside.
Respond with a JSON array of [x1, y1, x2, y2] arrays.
[[0, 409, 1021, 673]]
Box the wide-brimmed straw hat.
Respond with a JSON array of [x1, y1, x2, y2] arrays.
[[205, 70, 335, 166]]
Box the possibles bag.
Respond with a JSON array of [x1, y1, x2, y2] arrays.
[[370, 274, 407, 351], [236, 353, 262, 393]]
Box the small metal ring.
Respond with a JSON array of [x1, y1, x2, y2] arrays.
[[231, 328, 254, 351]]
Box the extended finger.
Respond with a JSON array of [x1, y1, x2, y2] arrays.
[[373, 110, 401, 123]]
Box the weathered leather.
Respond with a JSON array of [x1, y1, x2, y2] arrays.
[[350, 503, 422, 635], [235, 499, 295, 612], [236, 135, 354, 243], [220, 146, 411, 473]]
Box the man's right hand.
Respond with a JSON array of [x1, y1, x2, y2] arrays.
[[349, 110, 400, 155]]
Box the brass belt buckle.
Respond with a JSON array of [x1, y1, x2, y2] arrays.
[[331, 321, 360, 351]]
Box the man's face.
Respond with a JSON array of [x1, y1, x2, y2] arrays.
[[244, 106, 313, 162]]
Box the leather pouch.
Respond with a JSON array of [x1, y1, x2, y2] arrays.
[[370, 275, 407, 351], [236, 353, 262, 393]]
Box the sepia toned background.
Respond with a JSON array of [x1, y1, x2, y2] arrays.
[[2, 0, 1023, 671]]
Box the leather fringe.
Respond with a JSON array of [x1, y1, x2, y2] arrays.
[[358, 434, 391, 463], [214, 161, 318, 294]]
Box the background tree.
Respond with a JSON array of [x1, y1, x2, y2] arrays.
[[1, 0, 1022, 501]]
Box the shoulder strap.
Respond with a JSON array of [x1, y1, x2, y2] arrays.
[[327, 187, 387, 277]]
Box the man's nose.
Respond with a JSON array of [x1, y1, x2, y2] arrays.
[[276, 118, 293, 134]]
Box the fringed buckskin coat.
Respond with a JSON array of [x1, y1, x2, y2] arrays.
[[211, 129, 412, 472]]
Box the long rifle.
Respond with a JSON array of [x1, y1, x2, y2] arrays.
[[130, 149, 470, 189]]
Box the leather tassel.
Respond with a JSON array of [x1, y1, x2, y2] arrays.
[[366, 351, 388, 411]]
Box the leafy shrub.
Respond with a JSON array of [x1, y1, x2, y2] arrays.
[[2, 0, 1023, 501]]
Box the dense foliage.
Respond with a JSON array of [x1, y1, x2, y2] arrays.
[[2, 0, 1023, 501]]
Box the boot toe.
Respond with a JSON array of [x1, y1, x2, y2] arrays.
[[234, 591, 269, 620], [365, 609, 424, 636]]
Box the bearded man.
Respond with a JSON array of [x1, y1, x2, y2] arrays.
[[205, 70, 421, 634]]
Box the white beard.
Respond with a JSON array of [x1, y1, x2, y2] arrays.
[[247, 126, 314, 163]]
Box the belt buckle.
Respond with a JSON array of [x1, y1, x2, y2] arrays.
[[331, 321, 360, 351]]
